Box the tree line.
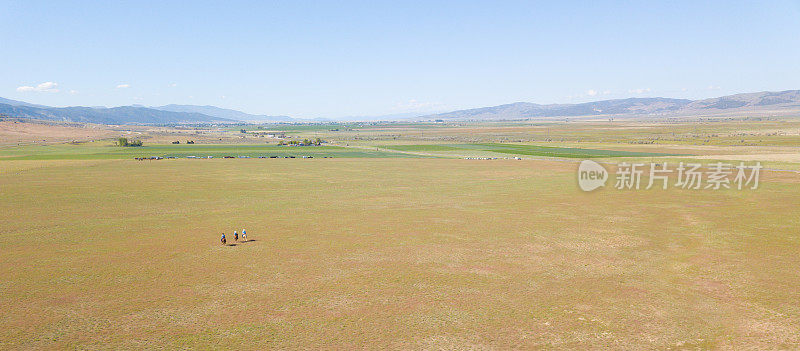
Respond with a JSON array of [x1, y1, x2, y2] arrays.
[[117, 137, 143, 147], [278, 138, 323, 146]]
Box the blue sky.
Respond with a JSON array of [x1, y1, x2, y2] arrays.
[[2, 1, 799, 118]]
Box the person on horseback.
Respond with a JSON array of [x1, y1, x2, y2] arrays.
[[241, 229, 247, 242], [234, 231, 239, 242], [220, 233, 226, 245]]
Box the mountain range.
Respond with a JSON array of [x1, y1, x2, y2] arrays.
[[2, 90, 800, 125], [0, 98, 237, 124], [152, 104, 293, 122], [419, 90, 800, 120], [0, 98, 302, 125]]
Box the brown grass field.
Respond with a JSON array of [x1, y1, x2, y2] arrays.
[[0, 121, 117, 146], [2, 119, 800, 349], [2, 155, 799, 349]]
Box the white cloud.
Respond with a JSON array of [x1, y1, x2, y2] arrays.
[[16, 81, 59, 93], [628, 88, 651, 94], [116, 84, 131, 89], [169, 83, 177, 87], [69, 90, 78, 94]]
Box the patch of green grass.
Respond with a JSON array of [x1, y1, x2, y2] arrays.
[[0, 143, 426, 160], [380, 144, 464, 152], [469, 143, 686, 158], [381, 143, 687, 158]]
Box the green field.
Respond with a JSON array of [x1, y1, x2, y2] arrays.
[[0, 141, 687, 162], [0, 143, 424, 161], [2, 156, 799, 349], [381, 143, 686, 158]]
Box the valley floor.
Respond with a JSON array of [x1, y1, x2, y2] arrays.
[[1, 157, 799, 349]]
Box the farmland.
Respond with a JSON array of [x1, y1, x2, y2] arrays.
[[2, 118, 800, 349], [0, 141, 682, 162], [0, 143, 418, 161], [6, 1, 800, 348], [381, 143, 684, 158]]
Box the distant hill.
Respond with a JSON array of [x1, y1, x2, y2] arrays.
[[420, 90, 800, 120], [421, 98, 690, 120], [3, 90, 800, 124], [686, 90, 800, 110], [0, 99, 297, 125], [0, 103, 235, 124], [0, 97, 49, 108], [153, 104, 294, 122]]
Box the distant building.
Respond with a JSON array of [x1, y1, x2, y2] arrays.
[[249, 130, 286, 138]]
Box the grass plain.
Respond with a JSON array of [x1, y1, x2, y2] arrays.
[[1, 117, 800, 349], [381, 143, 684, 158], [0, 143, 418, 161]]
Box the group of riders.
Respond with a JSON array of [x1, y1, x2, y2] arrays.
[[220, 229, 247, 245]]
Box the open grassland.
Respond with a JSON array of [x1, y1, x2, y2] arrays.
[[257, 118, 800, 164], [283, 118, 800, 147], [2, 158, 799, 349], [0, 140, 687, 162], [5, 117, 800, 164], [0, 142, 422, 161], [2, 117, 800, 348], [0, 120, 116, 146], [381, 143, 684, 158]]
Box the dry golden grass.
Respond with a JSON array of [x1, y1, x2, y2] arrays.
[[0, 121, 116, 146], [1, 158, 799, 349], [693, 153, 800, 163]]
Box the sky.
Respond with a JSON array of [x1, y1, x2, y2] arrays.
[[2, 0, 799, 118]]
